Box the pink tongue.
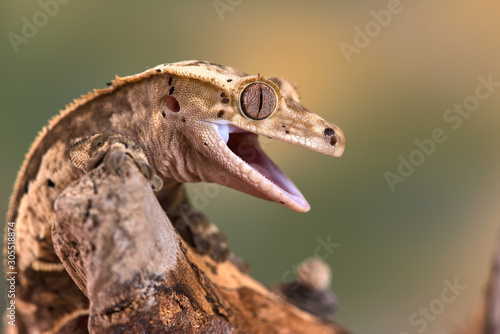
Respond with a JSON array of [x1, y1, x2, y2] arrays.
[[226, 133, 309, 208]]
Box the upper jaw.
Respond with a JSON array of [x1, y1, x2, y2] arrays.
[[196, 100, 345, 212]]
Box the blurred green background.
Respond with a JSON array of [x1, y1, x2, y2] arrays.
[[1, 0, 499, 333]]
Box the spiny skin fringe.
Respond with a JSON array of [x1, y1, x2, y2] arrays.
[[7, 60, 346, 222], [7, 67, 168, 224], [57, 72, 157, 122], [7, 61, 257, 223], [4, 68, 180, 312]]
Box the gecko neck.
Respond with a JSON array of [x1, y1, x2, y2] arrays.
[[7, 76, 165, 223]]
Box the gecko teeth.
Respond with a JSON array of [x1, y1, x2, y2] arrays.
[[211, 123, 247, 144]]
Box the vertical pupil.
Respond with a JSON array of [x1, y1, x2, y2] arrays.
[[240, 83, 276, 120], [258, 86, 263, 116]]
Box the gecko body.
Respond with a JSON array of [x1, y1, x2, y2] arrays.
[[5, 60, 344, 333]]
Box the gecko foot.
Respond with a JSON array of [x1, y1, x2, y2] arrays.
[[69, 134, 163, 191], [157, 182, 249, 271], [175, 210, 248, 271], [175, 211, 249, 272], [173, 209, 230, 262]]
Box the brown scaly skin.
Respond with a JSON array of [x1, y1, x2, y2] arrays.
[[4, 60, 345, 333]]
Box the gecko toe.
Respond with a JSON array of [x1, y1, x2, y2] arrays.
[[136, 160, 153, 180], [150, 175, 164, 192], [104, 148, 126, 174], [172, 210, 231, 262]]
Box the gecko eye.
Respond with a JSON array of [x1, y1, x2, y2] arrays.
[[239, 82, 277, 120]]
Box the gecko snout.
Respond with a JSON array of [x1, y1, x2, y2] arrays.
[[323, 125, 345, 156]]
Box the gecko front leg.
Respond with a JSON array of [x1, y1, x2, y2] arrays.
[[70, 134, 163, 192], [69, 134, 240, 268]]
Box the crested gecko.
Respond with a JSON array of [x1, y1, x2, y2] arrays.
[[5, 60, 345, 333]]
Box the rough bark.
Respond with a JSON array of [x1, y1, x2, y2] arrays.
[[51, 155, 350, 333]]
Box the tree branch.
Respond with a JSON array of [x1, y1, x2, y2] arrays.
[[52, 155, 350, 333]]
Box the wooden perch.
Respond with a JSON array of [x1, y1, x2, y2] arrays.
[[51, 155, 350, 333]]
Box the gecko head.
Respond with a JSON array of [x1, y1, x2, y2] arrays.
[[156, 61, 345, 213]]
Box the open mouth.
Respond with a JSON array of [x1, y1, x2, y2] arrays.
[[212, 123, 310, 212]]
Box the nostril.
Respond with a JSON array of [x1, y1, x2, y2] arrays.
[[163, 95, 180, 113], [324, 127, 338, 146], [324, 128, 335, 137], [330, 135, 338, 146]]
